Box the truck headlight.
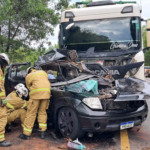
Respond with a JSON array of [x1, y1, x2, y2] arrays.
[[82, 97, 103, 110]]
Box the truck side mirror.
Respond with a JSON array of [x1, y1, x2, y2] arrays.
[[65, 18, 75, 30], [146, 20, 150, 47], [65, 23, 75, 30]]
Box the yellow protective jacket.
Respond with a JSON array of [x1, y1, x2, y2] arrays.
[[6, 91, 27, 112], [25, 70, 50, 100], [0, 67, 6, 102]]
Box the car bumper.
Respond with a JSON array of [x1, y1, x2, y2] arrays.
[[76, 104, 148, 132]]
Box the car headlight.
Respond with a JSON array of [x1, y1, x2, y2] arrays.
[[82, 97, 103, 110]]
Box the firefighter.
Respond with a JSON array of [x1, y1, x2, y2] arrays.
[[19, 67, 50, 140], [6, 83, 28, 126], [0, 53, 11, 147]]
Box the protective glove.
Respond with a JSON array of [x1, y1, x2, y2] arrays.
[[1, 99, 7, 106]]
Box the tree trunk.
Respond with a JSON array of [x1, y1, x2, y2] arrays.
[[6, 19, 11, 53]]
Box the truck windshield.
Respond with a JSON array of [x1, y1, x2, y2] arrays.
[[60, 17, 141, 52]]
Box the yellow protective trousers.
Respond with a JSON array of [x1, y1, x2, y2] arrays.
[[7, 109, 26, 124], [0, 106, 7, 142], [23, 99, 49, 136]]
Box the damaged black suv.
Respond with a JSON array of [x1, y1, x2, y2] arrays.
[[5, 49, 148, 139]]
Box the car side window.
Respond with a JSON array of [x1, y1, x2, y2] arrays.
[[10, 64, 30, 81]]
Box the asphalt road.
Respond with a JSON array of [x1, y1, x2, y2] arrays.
[[0, 80, 150, 150]]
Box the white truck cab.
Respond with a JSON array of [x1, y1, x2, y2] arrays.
[[59, 0, 150, 80]]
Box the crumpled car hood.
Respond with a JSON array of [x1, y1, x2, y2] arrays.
[[115, 77, 150, 101], [34, 49, 66, 66]]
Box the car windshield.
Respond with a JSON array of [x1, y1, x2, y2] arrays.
[[60, 17, 141, 52]]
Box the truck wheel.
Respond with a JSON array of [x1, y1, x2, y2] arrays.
[[57, 107, 81, 139]]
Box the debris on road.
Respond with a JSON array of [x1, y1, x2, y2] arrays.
[[67, 138, 86, 150]]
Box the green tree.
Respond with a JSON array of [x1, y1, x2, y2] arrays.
[[0, 0, 71, 64], [54, 43, 59, 49], [0, 0, 59, 52], [142, 25, 147, 48], [56, 0, 70, 10], [145, 51, 150, 66], [143, 25, 150, 66], [8, 47, 47, 64]]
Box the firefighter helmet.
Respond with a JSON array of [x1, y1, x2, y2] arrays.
[[0, 53, 10, 66], [26, 66, 40, 74]]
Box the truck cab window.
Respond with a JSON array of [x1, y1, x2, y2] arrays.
[[61, 17, 141, 52]]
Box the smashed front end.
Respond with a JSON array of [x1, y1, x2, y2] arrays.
[[35, 49, 149, 132]]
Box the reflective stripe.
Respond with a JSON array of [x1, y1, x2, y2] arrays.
[[0, 77, 4, 80], [2, 99, 7, 105], [0, 134, 4, 139], [29, 72, 48, 83], [39, 123, 47, 127], [29, 88, 50, 95], [21, 102, 27, 109], [6, 102, 14, 109], [2, 99, 7, 103], [23, 127, 32, 133], [0, 92, 5, 97]]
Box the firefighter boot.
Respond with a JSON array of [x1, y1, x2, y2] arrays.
[[40, 131, 45, 139], [19, 134, 30, 140], [0, 140, 11, 147]]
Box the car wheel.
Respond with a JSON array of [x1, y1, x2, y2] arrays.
[[57, 107, 81, 139]]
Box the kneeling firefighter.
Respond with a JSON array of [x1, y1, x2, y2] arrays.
[[0, 53, 11, 147], [19, 67, 51, 140], [6, 83, 28, 127]]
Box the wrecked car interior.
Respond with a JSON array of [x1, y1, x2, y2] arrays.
[[5, 49, 149, 139]]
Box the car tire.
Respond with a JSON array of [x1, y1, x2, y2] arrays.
[[57, 107, 82, 139]]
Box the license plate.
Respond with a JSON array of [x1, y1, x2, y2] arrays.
[[120, 121, 134, 130]]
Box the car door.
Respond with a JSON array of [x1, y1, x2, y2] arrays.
[[5, 62, 31, 95]]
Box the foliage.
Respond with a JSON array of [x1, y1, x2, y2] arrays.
[[69, 0, 92, 8], [56, 0, 70, 10], [143, 25, 150, 66], [0, 0, 59, 52], [145, 51, 150, 66], [0, 0, 71, 64], [6, 47, 46, 65], [69, 3, 76, 9], [142, 25, 147, 48], [54, 43, 59, 49]]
